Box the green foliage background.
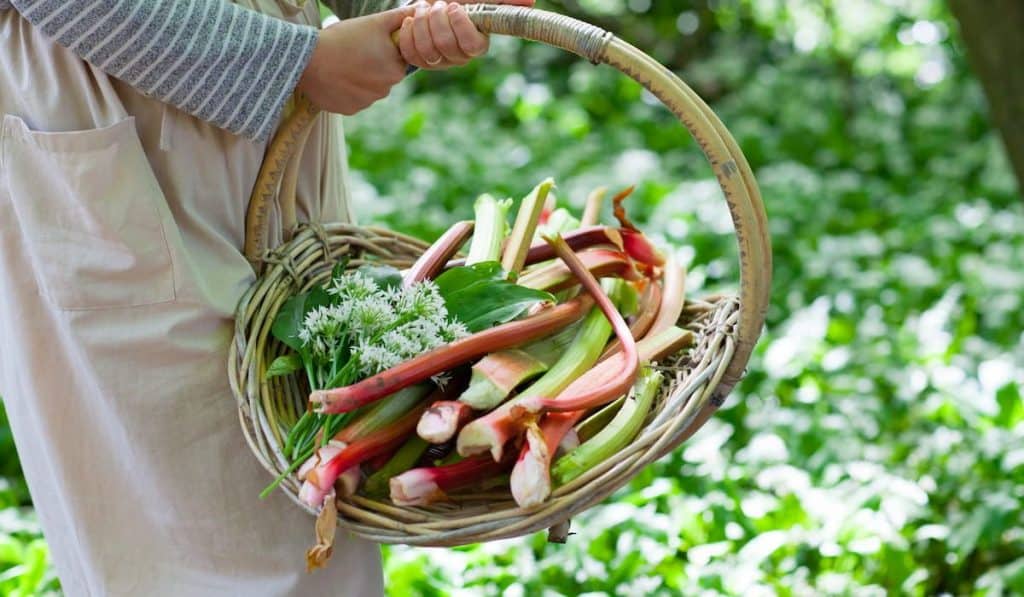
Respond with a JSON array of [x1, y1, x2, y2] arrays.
[[2, 0, 1023, 595]]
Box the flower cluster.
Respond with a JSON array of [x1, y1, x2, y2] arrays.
[[299, 270, 469, 379]]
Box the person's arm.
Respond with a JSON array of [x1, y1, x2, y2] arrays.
[[6, 0, 318, 142]]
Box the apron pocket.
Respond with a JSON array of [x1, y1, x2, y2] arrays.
[[1, 114, 177, 310]]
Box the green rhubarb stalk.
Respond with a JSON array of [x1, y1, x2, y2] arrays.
[[457, 321, 581, 410], [502, 178, 554, 275], [573, 397, 626, 444], [362, 436, 431, 498], [551, 368, 662, 487], [466, 194, 513, 266]]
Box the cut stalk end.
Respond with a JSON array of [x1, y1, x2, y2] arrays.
[[389, 470, 444, 507], [510, 425, 552, 508]]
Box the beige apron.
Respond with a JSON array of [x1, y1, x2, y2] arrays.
[[0, 2, 381, 595]]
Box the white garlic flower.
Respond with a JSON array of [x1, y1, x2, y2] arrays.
[[355, 339, 403, 377], [327, 271, 378, 301]]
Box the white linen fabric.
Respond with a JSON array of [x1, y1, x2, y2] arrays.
[[0, 1, 382, 595]]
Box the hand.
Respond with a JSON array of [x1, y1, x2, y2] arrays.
[[297, 5, 419, 115], [397, 0, 535, 70]]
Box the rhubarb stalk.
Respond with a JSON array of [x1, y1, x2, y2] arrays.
[[465, 195, 512, 266], [310, 296, 594, 414], [456, 280, 630, 460], [362, 436, 431, 498], [519, 226, 623, 267], [304, 402, 430, 498], [389, 454, 513, 506], [551, 368, 662, 486], [457, 326, 694, 461], [416, 400, 474, 444], [648, 254, 687, 334], [600, 280, 662, 362], [580, 187, 607, 227], [518, 249, 641, 293], [335, 385, 433, 443], [502, 178, 554, 274], [536, 207, 581, 240], [515, 234, 640, 414], [404, 220, 474, 285], [457, 321, 581, 410], [447, 225, 623, 270], [510, 413, 579, 507]]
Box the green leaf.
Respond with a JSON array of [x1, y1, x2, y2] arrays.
[[433, 262, 556, 332], [265, 354, 303, 379], [270, 293, 308, 353], [270, 286, 332, 353]]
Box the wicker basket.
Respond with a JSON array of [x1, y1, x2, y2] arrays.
[[229, 5, 771, 548]]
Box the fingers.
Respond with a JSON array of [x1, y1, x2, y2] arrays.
[[430, 2, 469, 65], [448, 4, 488, 57], [413, 2, 443, 66], [397, 1, 489, 70], [398, 16, 423, 67]]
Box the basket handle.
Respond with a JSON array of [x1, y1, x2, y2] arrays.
[[244, 4, 771, 402]]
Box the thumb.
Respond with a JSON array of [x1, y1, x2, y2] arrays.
[[374, 2, 422, 31]]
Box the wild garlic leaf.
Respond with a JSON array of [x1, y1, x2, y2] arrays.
[[270, 286, 332, 355], [434, 261, 556, 333]]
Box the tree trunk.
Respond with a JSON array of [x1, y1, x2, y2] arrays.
[[950, 0, 1024, 193]]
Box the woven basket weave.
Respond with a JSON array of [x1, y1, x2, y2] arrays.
[[228, 5, 771, 547]]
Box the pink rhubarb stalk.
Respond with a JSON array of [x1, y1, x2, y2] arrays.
[[600, 280, 662, 362], [404, 220, 474, 286], [446, 225, 624, 270], [518, 248, 641, 293], [389, 454, 513, 506], [510, 413, 580, 507], [520, 226, 623, 267], [416, 401, 474, 444], [310, 296, 593, 414], [461, 349, 548, 405], [305, 403, 429, 493], [299, 480, 329, 507], [516, 234, 640, 414], [648, 254, 686, 335]]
